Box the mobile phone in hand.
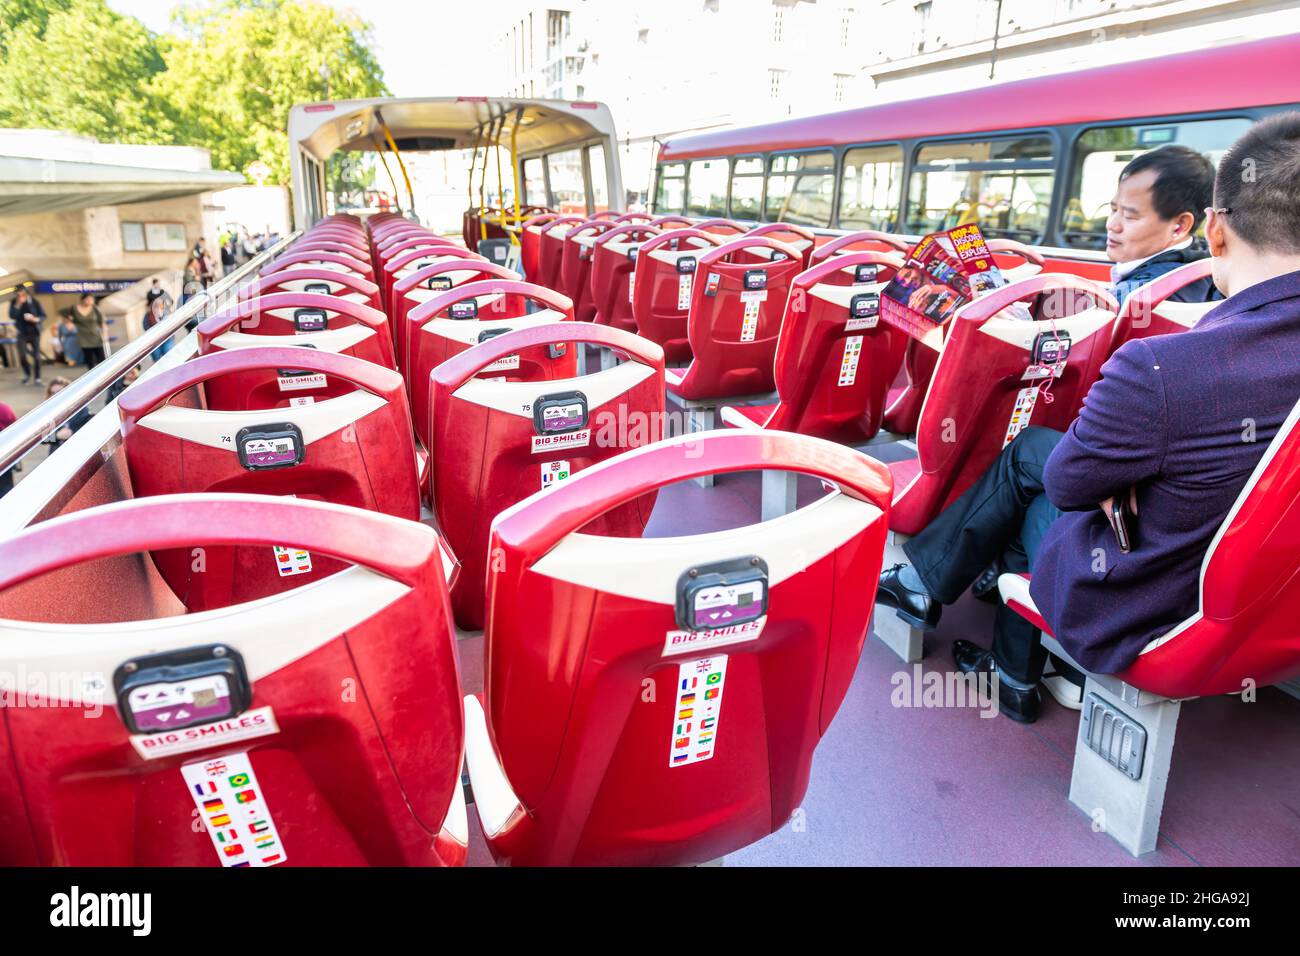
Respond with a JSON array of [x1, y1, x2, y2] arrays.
[[1107, 494, 1136, 554]]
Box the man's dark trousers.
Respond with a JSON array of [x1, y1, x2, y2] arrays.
[[902, 426, 1064, 683]]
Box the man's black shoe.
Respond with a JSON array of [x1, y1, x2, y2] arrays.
[[876, 564, 942, 630], [951, 640, 1041, 723], [971, 564, 1000, 603]]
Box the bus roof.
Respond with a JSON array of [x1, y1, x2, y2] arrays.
[[658, 33, 1300, 162], [288, 95, 619, 162]]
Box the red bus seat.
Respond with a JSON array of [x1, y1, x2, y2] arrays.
[[392, 258, 514, 375], [663, 235, 802, 401], [998, 397, 1300, 855], [559, 219, 615, 321], [694, 218, 747, 237], [1109, 258, 1216, 356], [407, 280, 576, 451], [118, 349, 420, 612], [648, 215, 695, 230], [262, 249, 374, 282], [521, 213, 561, 282], [196, 295, 396, 411], [589, 224, 662, 333], [809, 230, 911, 263], [380, 242, 470, 313], [742, 222, 817, 271], [0, 494, 466, 867], [290, 238, 371, 262], [719, 251, 906, 441], [463, 430, 893, 865], [537, 216, 587, 290], [889, 274, 1119, 535], [630, 228, 722, 364], [429, 323, 665, 629], [247, 268, 381, 313]]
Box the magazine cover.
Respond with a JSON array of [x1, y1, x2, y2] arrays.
[[879, 223, 1008, 340]]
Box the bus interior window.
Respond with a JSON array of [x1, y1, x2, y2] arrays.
[[1062, 117, 1253, 249], [547, 148, 587, 215], [729, 156, 764, 220], [586, 143, 609, 213], [523, 156, 548, 208], [907, 136, 1054, 243], [654, 162, 687, 214], [765, 151, 835, 226], [838, 144, 904, 231], [686, 158, 729, 217]]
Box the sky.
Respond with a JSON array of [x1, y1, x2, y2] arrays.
[[106, 0, 497, 97]]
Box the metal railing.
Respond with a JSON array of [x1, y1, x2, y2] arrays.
[[0, 231, 301, 476]]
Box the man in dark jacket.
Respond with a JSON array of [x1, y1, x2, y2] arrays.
[[8, 287, 45, 386], [875, 114, 1300, 721], [1105, 145, 1217, 304]]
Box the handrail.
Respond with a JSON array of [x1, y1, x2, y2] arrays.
[[0, 230, 301, 476]]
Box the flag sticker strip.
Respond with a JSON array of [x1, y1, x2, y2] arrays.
[[272, 545, 312, 577], [838, 335, 863, 387], [1003, 386, 1039, 449], [182, 752, 287, 868], [677, 273, 693, 310], [668, 656, 727, 767]]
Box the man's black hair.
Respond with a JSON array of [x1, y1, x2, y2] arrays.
[[1120, 144, 1215, 231], [1215, 111, 1300, 253]]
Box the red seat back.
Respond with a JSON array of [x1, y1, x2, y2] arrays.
[[648, 215, 695, 230], [119, 349, 420, 610], [538, 216, 587, 290], [559, 219, 615, 321], [761, 251, 907, 441], [891, 274, 1119, 534], [247, 268, 381, 313], [430, 323, 664, 629], [1118, 397, 1300, 697], [809, 230, 911, 264], [407, 279, 575, 451], [630, 228, 721, 364], [1109, 259, 1216, 356], [693, 218, 747, 237], [380, 242, 471, 313], [669, 235, 803, 400], [0, 495, 464, 867], [261, 249, 373, 281], [196, 293, 396, 409], [393, 258, 514, 376], [742, 223, 817, 271], [520, 213, 561, 282], [290, 238, 370, 262], [476, 430, 892, 865], [589, 224, 662, 332]]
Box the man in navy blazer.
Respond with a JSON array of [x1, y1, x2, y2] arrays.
[[877, 113, 1300, 722]]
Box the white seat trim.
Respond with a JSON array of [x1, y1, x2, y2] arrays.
[[0, 565, 410, 704], [136, 389, 387, 450], [1152, 300, 1213, 330], [213, 324, 375, 354], [421, 309, 566, 345], [974, 306, 1115, 350], [452, 358, 655, 419], [532, 491, 882, 605], [718, 405, 766, 430], [808, 280, 886, 308], [461, 695, 522, 838]]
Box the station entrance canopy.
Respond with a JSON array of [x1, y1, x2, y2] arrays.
[[0, 154, 244, 216]]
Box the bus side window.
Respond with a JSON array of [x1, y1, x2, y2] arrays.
[[547, 149, 586, 215], [838, 144, 904, 232], [906, 136, 1055, 244], [523, 156, 547, 208], [654, 162, 687, 214], [766, 151, 835, 226], [1061, 117, 1253, 250], [687, 159, 729, 217], [586, 143, 609, 213], [729, 156, 764, 220]]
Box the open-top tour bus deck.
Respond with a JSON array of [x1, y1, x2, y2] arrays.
[[0, 53, 1298, 869]]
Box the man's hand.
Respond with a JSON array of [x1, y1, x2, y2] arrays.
[[1098, 486, 1139, 519]]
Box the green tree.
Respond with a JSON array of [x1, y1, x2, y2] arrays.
[[154, 0, 388, 184], [0, 0, 168, 138]]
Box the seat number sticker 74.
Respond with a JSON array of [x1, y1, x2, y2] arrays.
[[669, 656, 727, 768]]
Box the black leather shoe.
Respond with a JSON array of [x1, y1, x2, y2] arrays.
[[951, 640, 1041, 723], [876, 564, 941, 630], [971, 564, 1001, 603]]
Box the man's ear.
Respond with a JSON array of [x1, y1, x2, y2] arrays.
[[1206, 211, 1228, 257], [1171, 210, 1196, 238]]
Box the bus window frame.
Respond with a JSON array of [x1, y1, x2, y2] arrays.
[[834, 140, 905, 232], [521, 153, 549, 209], [653, 160, 688, 215], [727, 154, 765, 222], [764, 147, 839, 227], [1052, 109, 1265, 250], [685, 156, 732, 219], [905, 129, 1060, 244]]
